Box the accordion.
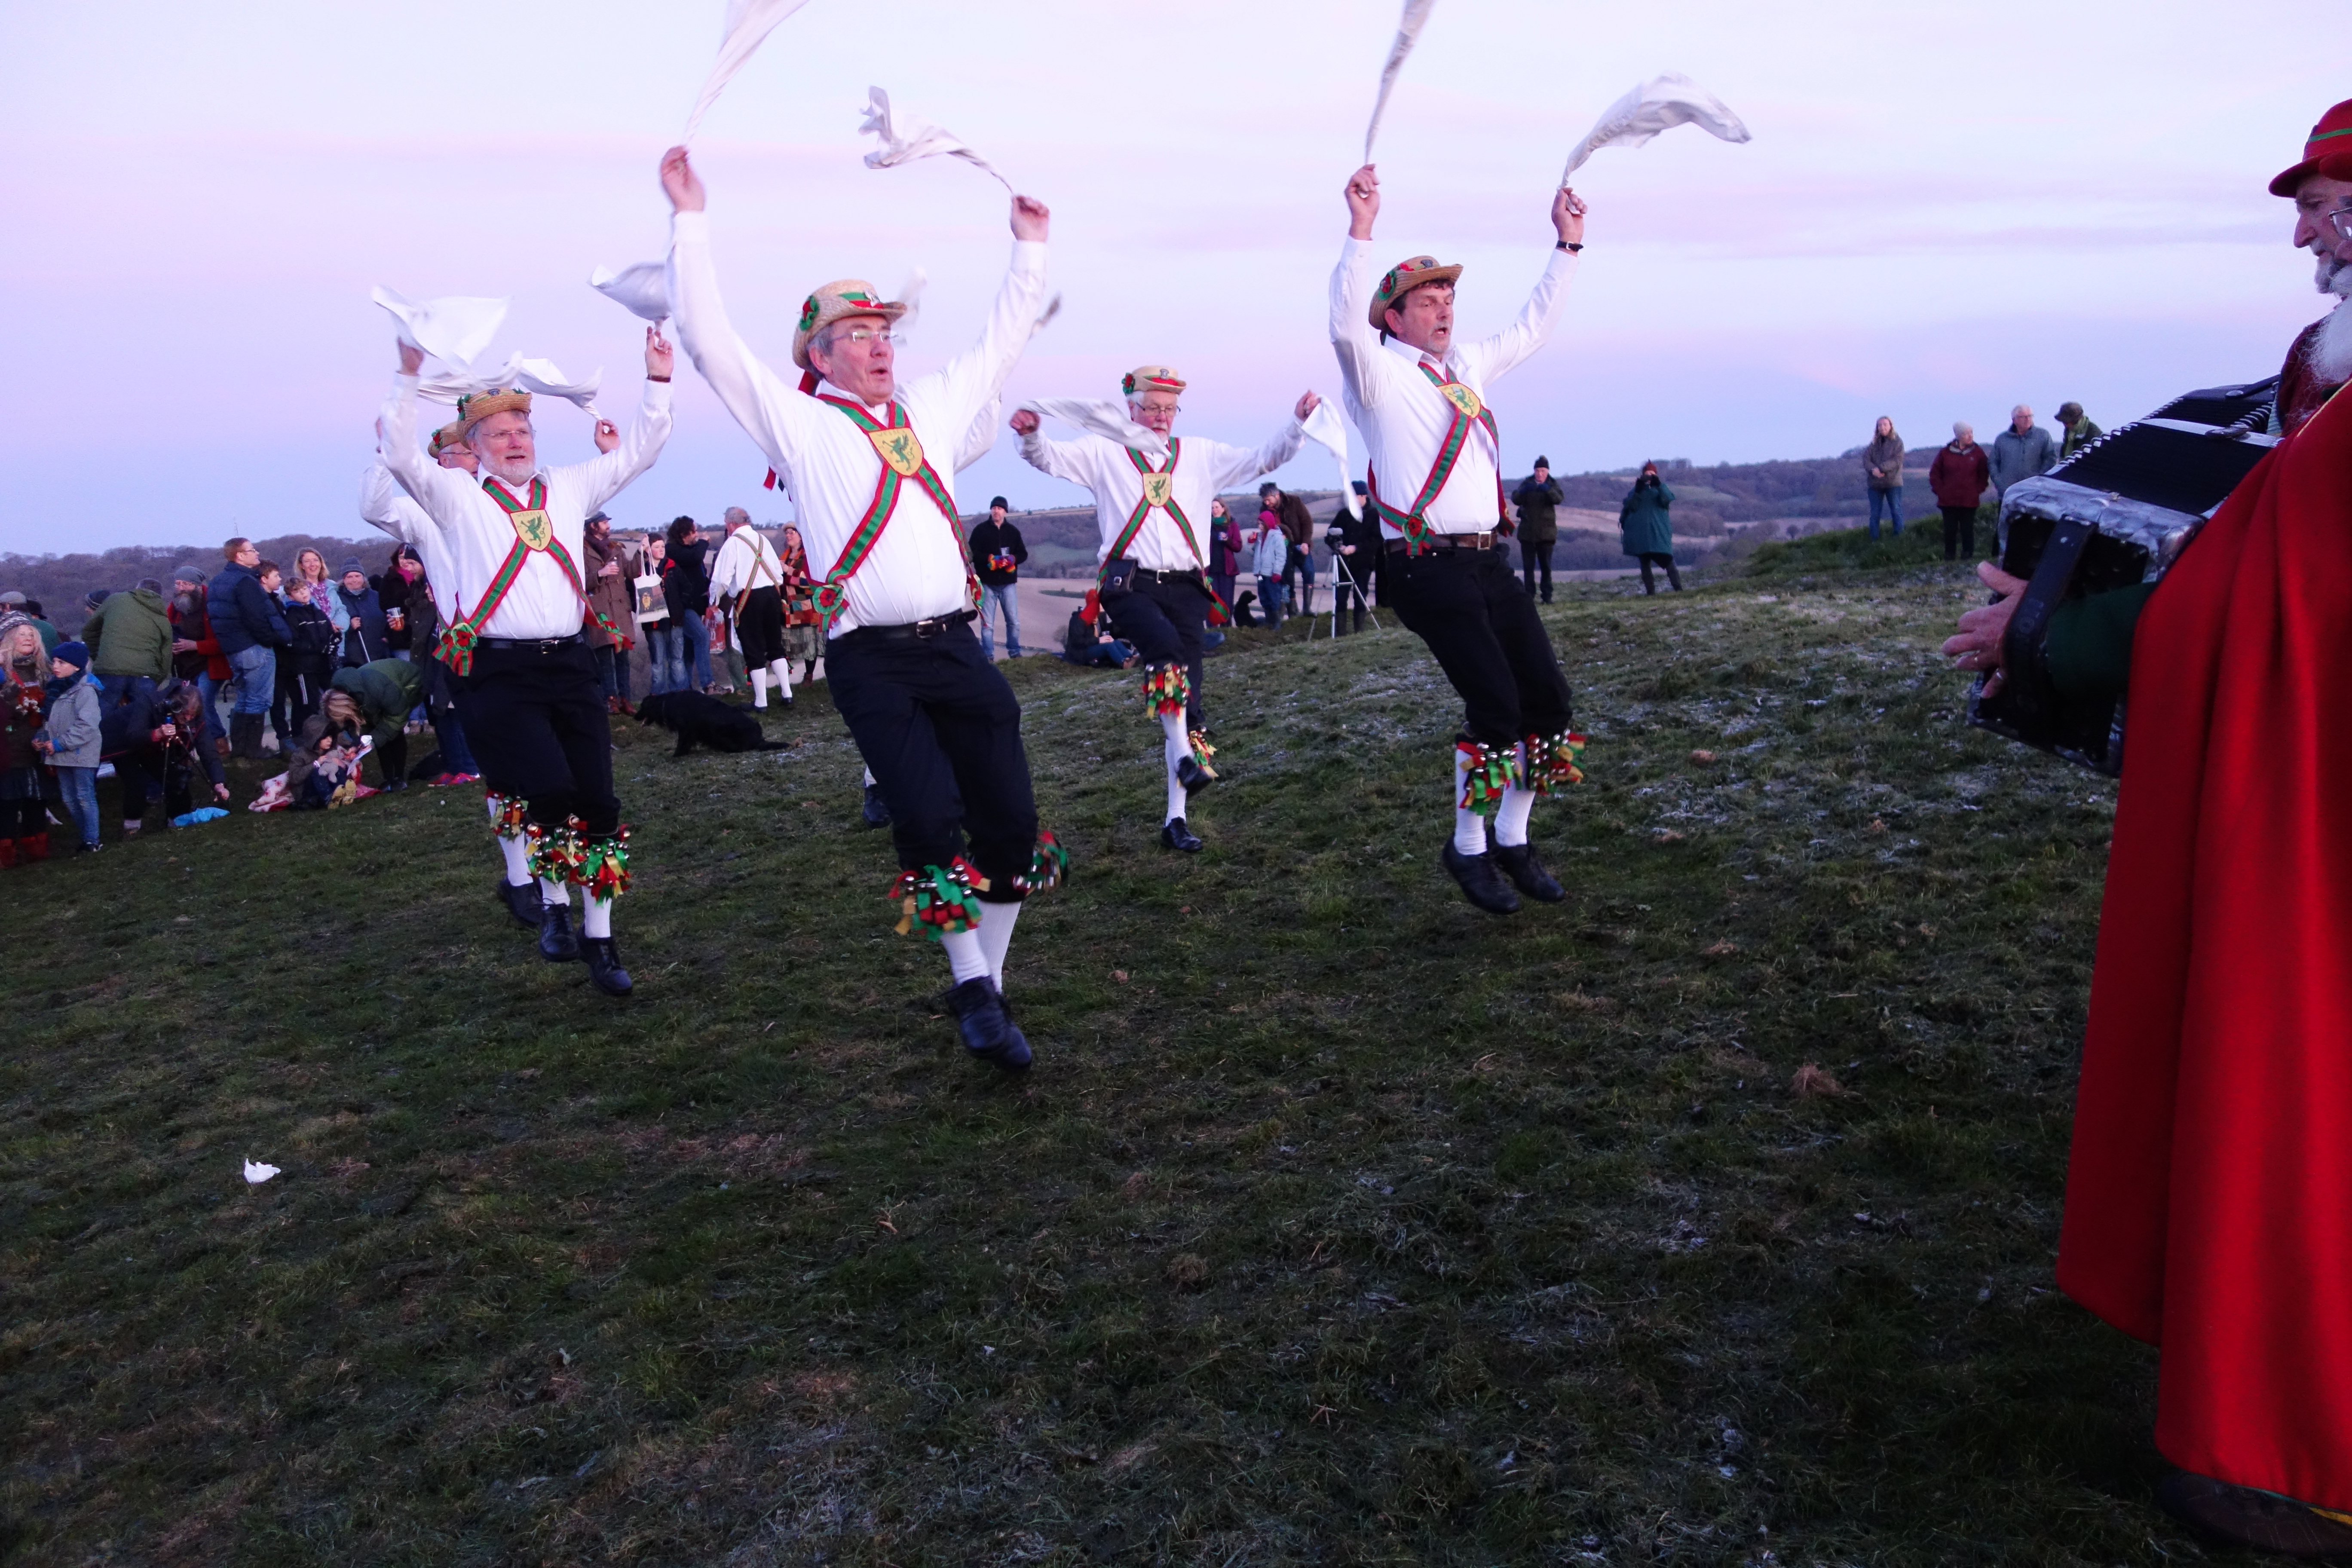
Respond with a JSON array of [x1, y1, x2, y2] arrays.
[[1967, 377, 2280, 773]]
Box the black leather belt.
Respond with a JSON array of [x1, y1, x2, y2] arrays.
[[1130, 566, 1206, 587], [827, 609, 976, 647], [1385, 530, 1498, 554], [478, 632, 587, 651]]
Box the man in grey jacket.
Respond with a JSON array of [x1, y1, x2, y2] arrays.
[[1989, 404, 2058, 498]]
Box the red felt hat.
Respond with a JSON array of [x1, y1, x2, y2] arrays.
[[2269, 98, 2352, 197]]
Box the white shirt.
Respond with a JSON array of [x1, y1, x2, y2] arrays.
[[667, 209, 1047, 634], [358, 461, 462, 623], [1329, 236, 1575, 538], [378, 375, 673, 640], [1019, 420, 1305, 573], [706, 523, 785, 603]]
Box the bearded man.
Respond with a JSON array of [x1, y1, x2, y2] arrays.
[[1331, 161, 1588, 916], [1012, 368, 1314, 852], [1945, 99, 2352, 1559], [660, 144, 1061, 1074], [379, 327, 673, 998]]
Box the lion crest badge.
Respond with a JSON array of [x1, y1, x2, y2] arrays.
[[1438, 382, 1485, 421], [508, 508, 554, 552], [869, 427, 926, 478], [1141, 472, 1173, 509]]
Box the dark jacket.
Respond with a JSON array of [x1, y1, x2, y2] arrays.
[[372, 569, 423, 652], [664, 539, 712, 618], [1210, 512, 1245, 576], [1329, 504, 1383, 584], [968, 519, 1028, 587], [1510, 475, 1564, 546], [83, 586, 175, 682], [1862, 432, 1905, 492], [1271, 492, 1315, 548], [281, 597, 339, 683], [329, 658, 426, 746], [335, 583, 391, 667], [207, 563, 290, 655], [1619, 477, 1675, 557], [584, 534, 634, 648], [169, 592, 227, 681], [1928, 442, 1992, 509]]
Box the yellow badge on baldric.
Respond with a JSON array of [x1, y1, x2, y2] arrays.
[[870, 426, 926, 478], [1141, 472, 1173, 508], [1439, 382, 1485, 420], [508, 509, 554, 551]]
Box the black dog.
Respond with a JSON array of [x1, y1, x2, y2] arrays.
[[634, 690, 789, 756]]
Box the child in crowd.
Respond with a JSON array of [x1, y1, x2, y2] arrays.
[[34, 640, 103, 853]]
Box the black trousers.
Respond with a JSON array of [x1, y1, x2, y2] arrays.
[[1941, 505, 1977, 560], [1519, 539, 1553, 601], [827, 621, 1039, 897], [1102, 573, 1210, 728], [458, 642, 619, 836], [735, 586, 787, 668], [1636, 552, 1682, 593], [1390, 545, 1574, 747]]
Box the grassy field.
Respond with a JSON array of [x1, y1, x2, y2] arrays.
[[2, 527, 2214, 1566]]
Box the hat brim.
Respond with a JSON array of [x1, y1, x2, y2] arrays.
[[1369, 263, 1464, 331], [791, 300, 910, 372], [2271, 148, 2352, 197]]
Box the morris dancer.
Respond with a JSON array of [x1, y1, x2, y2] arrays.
[[363, 416, 616, 930], [1331, 162, 1588, 916], [1012, 368, 1314, 851], [706, 506, 795, 710], [662, 144, 1059, 1072], [379, 330, 673, 997]]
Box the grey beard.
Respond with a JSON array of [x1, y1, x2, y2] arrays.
[[2315, 246, 2352, 300], [2312, 298, 2352, 386], [480, 453, 536, 486]]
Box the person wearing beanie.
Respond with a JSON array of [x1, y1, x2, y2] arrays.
[[661, 140, 1062, 1071], [377, 308, 674, 1001], [1511, 456, 1564, 603], [965, 496, 1028, 661], [34, 640, 104, 851], [1330, 161, 1589, 917], [0, 613, 52, 865], [1014, 365, 1313, 852]]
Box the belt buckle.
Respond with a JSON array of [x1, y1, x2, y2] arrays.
[[913, 617, 940, 639]]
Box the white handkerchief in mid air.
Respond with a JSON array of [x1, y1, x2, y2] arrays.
[[1302, 400, 1356, 514], [590, 262, 671, 325], [1363, 0, 1439, 161], [373, 287, 508, 370], [1023, 398, 1168, 462], [860, 86, 1013, 192], [514, 358, 603, 410], [416, 353, 524, 405], [1560, 73, 1752, 181], [683, 0, 815, 139], [243, 1158, 280, 1185]]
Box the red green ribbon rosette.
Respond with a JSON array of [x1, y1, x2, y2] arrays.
[[1523, 730, 1589, 794], [1013, 830, 1071, 896], [1140, 662, 1189, 718], [890, 858, 986, 938], [580, 825, 632, 903], [524, 818, 586, 886], [487, 790, 529, 841], [1455, 738, 1518, 816]]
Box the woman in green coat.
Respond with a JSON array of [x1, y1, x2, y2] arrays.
[[1620, 462, 1681, 593]]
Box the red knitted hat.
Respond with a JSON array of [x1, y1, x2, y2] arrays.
[[2269, 98, 2352, 197]]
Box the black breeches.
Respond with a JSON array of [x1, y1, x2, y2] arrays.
[[457, 643, 619, 835], [1102, 574, 1210, 727], [1390, 546, 1574, 746], [736, 586, 787, 667], [826, 622, 1039, 897]]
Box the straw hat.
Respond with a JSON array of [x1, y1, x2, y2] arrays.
[[1368, 254, 1463, 331], [1121, 365, 1186, 399], [427, 420, 469, 457], [791, 279, 909, 372], [457, 388, 531, 433]]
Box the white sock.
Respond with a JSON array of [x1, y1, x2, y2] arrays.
[[975, 897, 1022, 990], [862, 766, 877, 787], [1451, 752, 1488, 854], [943, 927, 989, 985], [1496, 786, 1536, 848], [1161, 710, 1190, 825], [581, 897, 612, 939], [768, 658, 794, 700], [485, 795, 501, 827], [539, 876, 569, 907], [499, 833, 531, 885], [751, 670, 769, 708]]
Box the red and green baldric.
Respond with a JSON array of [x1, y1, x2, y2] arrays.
[[1102, 439, 1231, 625], [1366, 362, 1509, 556], [434, 477, 588, 675], [807, 397, 977, 630]]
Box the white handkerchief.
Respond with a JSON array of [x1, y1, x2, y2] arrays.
[[895, 267, 928, 337], [374, 287, 508, 369], [1303, 400, 1356, 514], [514, 358, 603, 410], [683, 0, 815, 139], [1023, 398, 1167, 462], [590, 262, 671, 325], [243, 1158, 280, 1185], [416, 353, 524, 405], [859, 86, 1013, 192], [1560, 73, 1752, 181], [1364, 0, 1439, 161]]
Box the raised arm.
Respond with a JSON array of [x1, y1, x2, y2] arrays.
[[1204, 398, 1315, 491], [661, 146, 817, 468], [380, 352, 484, 518], [1456, 186, 1585, 386], [1015, 423, 1105, 488], [554, 328, 675, 514], [1330, 170, 1390, 413], [922, 195, 1051, 429]]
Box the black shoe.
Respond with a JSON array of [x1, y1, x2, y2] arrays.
[[1176, 756, 1216, 794], [538, 901, 579, 962], [380, 777, 408, 793], [1161, 818, 1203, 853], [1492, 841, 1566, 903], [497, 877, 539, 928], [2158, 1471, 2352, 1559], [581, 936, 633, 997], [1441, 838, 1520, 915], [861, 782, 891, 828], [946, 977, 1031, 1072]]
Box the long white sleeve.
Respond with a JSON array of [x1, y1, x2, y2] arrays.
[[1456, 246, 1577, 389]]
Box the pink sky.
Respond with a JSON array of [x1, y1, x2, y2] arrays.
[[1, 0, 2344, 552]]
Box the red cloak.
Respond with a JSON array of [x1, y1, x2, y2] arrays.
[[2056, 381, 2352, 1506]]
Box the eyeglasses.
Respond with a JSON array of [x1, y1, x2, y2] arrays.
[[2331, 208, 2352, 242], [839, 328, 901, 347]]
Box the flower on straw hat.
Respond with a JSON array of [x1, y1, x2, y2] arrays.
[[1368, 255, 1463, 332], [1121, 365, 1186, 398], [791, 279, 909, 372], [428, 420, 470, 457]]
